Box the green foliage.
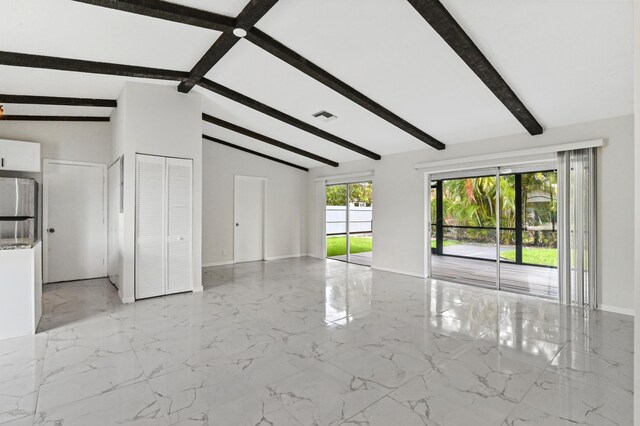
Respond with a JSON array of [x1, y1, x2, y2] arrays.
[[431, 171, 557, 247], [501, 248, 558, 267], [326, 183, 372, 207], [430, 239, 461, 249], [326, 185, 347, 206], [326, 236, 372, 257]]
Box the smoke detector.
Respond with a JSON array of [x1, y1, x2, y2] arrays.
[[312, 110, 337, 122]]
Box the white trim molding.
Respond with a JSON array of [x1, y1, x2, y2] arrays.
[[202, 260, 234, 267], [264, 254, 308, 261], [415, 139, 605, 172], [372, 266, 427, 279], [599, 304, 634, 317], [314, 170, 375, 184]]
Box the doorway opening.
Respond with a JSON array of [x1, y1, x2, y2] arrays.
[[429, 166, 559, 299], [325, 181, 373, 267]]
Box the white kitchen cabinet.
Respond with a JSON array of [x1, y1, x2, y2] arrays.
[[135, 154, 192, 299], [0, 139, 41, 172], [0, 242, 42, 341]]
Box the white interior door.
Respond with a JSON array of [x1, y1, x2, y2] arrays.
[[234, 176, 265, 263], [135, 154, 166, 299], [107, 158, 121, 288], [166, 158, 193, 294], [44, 160, 107, 283]]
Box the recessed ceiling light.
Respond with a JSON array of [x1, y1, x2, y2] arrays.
[[233, 28, 247, 38], [312, 110, 337, 122]]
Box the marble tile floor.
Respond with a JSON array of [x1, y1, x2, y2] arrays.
[[0, 257, 633, 425]]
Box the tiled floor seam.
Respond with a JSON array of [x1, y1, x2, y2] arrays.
[[127, 338, 171, 425], [30, 331, 50, 425]]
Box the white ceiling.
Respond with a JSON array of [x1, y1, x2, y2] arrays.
[[0, 0, 220, 70], [0, 0, 633, 168], [441, 0, 634, 129]]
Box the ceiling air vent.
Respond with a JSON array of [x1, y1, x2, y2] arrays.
[[312, 110, 337, 122]]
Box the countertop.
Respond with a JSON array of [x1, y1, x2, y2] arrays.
[[0, 238, 40, 250]]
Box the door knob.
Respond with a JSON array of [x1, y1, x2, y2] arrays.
[[47, 228, 55, 233], [235, 223, 239, 227]]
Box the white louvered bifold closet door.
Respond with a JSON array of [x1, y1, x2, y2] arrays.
[[135, 154, 167, 299], [166, 158, 193, 294]]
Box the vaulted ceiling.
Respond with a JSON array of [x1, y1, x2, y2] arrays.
[[0, 0, 633, 170]]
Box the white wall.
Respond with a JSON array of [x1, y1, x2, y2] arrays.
[[308, 115, 635, 313], [202, 142, 307, 266], [0, 121, 111, 165], [633, 2, 639, 423], [0, 121, 111, 238], [111, 82, 203, 303]]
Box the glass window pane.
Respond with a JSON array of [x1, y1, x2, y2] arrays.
[[348, 182, 372, 266], [431, 175, 498, 289], [326, 184, 347, 261]]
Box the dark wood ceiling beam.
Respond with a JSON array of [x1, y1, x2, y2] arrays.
[[178, 0, 280, 93], [0, 94, 116, 108], [71, 0, 235, 32], [246, 28, 445, 150], [203, 134, 308, 172], [0, 51, 188, 81], [198, 78, 381, 160], [178, 34, 240, 93], [407, 0, 543, 135], [203, 113, 338, 167], [0, 115, 110, 122]]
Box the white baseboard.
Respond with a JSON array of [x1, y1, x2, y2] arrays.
[[598, 304, 634, 317], [202, 260, 234, 267], [121, 296, 134, 304], [264, 254, 308, 261], [192, 286, 203, 293], [203, 255, 309, 267], [371, 265, 427, 279]]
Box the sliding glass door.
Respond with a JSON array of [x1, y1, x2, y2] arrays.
[[326, 181, 373, 266], [429, 166, 559, 299], [430, 172, 499, 288], [326, 184, 348, 262], [499, 171, 558, 297]]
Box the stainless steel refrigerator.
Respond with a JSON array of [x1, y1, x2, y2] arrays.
[[0, 177, 37, 243]]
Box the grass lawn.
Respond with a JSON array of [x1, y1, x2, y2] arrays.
[[501, 248, 558, 267], [430, 239, 461, 249], [327, 236, 372, 257]]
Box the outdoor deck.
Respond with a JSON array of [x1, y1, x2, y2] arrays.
[[431, 255, 558, 299], [327, 247, 558, 299]]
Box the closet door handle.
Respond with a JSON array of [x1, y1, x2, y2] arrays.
[[1, 158, 4, 168]]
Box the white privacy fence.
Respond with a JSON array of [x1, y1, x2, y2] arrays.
[[326, 206, 372, 235]]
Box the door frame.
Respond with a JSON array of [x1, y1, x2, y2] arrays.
[[426, 165, 561, 298], [43, 159, 108, 283], [323, 180, 373, 266], [107, 156, 122, 289], [233, 175, 267, 263]]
